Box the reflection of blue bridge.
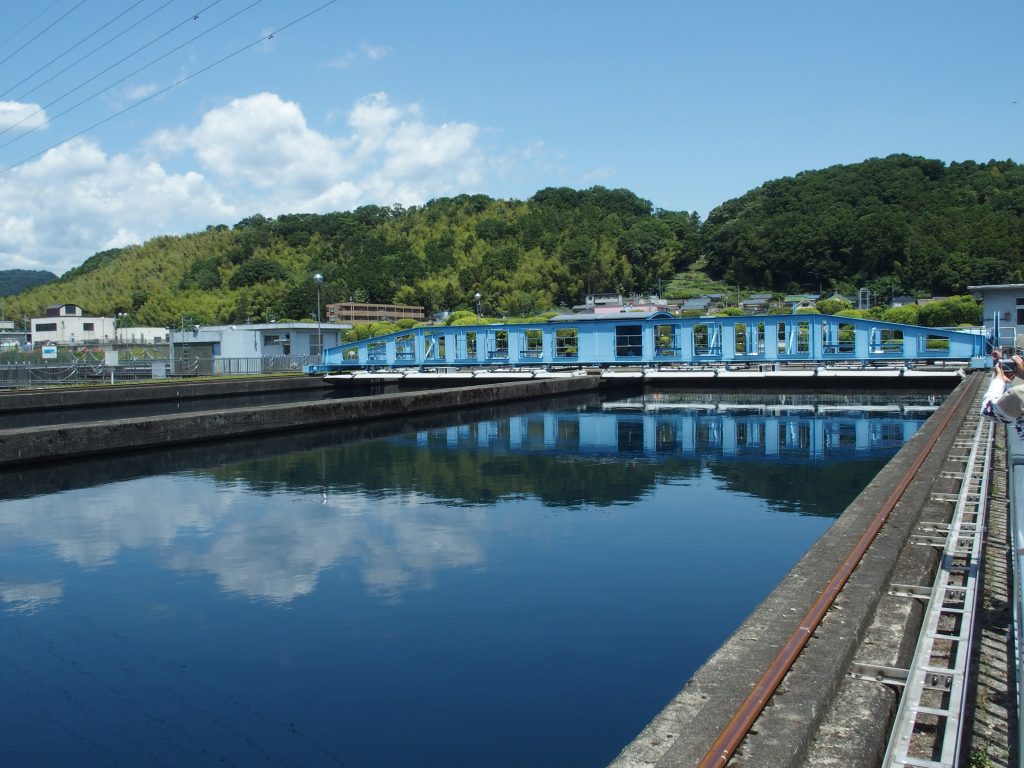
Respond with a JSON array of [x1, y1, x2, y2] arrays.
[[306, 313, 988, 377], [401, 402, 933, 462]]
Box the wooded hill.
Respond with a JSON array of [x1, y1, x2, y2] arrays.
[[3, 154, 1021, 328], [0, 269, 57, 298], [704, 155, 1024, 296]]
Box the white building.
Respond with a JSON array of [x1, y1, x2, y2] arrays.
[[968, 283, 1024, 349], [31, 304, 115, 344], [168, 322, 351, 360]]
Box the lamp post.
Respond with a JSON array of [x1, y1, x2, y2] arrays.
[[313, 273, 324, 361], [115, 311, 127, 345], [474, 292, 482, 318]]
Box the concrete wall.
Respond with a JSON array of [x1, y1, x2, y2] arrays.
[[0, 375, 330, 413], [0, 377, 601, 466]]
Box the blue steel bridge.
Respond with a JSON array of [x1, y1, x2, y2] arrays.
[[306, 312, 990, 379]]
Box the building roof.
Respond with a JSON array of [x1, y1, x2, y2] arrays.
[[191, 322, 350, 331], [550, 311, 675, 322]]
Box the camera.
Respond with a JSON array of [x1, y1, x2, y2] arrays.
[[999, 358, 1017, 373]]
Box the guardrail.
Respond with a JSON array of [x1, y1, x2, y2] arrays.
[[1004, 424, 1024, 766]]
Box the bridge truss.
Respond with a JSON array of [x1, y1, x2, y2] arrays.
[[306, 313, 989, 375]]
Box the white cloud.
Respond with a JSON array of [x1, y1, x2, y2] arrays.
[[123, 83, 160, 101], [0, 138, 232, 273], [0, 100, 48, 133], [0, 91, 488, 274], [327, 41, 392, 69]]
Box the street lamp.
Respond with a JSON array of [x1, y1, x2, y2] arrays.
[[474, 292, 482, 318], [313, 273, 324, 361]]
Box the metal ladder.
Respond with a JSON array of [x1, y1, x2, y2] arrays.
[[879, 404, 993, 766]]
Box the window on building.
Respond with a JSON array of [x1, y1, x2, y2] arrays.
[[83, 323, 94, 331], [555, 328, 578, 358], [35, 322, 57, 332], [1016, 297, 1024, 325], [615, 325, 642, 357]]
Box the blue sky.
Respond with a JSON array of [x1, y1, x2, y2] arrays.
[[0, 0, 1021, 276]]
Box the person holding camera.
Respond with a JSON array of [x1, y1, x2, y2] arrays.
[[981, 348, 1024, 425]]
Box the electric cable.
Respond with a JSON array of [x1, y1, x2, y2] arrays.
[[0, 0, 340, 177], [0, 0, 226, 141], [0, 1, 62, 54], [0, 0, 149, 100], [14, 0, 180, 103], [0, 0, 88, 69]]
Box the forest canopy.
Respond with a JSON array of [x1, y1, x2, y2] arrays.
[[2, 156, 1021, 327], [703, 155, 1024, 296]]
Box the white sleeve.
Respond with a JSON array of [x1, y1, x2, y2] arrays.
[[981, 374, 1009, 414]]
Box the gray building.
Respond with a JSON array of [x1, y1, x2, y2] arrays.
[[968, 283, 1024, 349], [169, 322, 351, 372]]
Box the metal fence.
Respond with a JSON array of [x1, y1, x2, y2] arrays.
[[0, 356, 321, 389]]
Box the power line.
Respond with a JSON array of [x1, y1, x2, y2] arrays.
[[14, 0, 180, 103], [0, 0, 340, 177], [0, 0, 88, 69], [0, 0, 149, 100], [0, 0, 227, 141], [0, 0, 63, 54]]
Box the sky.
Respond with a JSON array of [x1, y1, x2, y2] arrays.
[[0, 0, 1021, 277]]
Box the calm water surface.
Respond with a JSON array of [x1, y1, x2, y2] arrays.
[[0, 391, 942, 767]]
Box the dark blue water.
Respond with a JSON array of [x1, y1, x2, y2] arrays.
[[0, 392, 940, 767]]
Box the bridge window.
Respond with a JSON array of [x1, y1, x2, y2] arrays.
[[424, 332, 446, 360], [521, 329, 543, 358], [395, 333, 415, 361], [694, 323, 722, 356], [555, 328, 578, 358], [615, 325, 643, 357], [925, 334, 950, 353], [823, 322, 856, 354], [735, 322, 764, 356], [367, 341, 386, 361], [490, 330, 509, 359], [455, 331, 477, 360], [871, 328, 903, 354], [654, 324, 678, 357], [777, 321, 810, 355]]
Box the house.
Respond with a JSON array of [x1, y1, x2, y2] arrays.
[[571, 293, 672, 314], [891, 295, 916, 308], [822, 292, 854, 306], [739, 293, 772, 314], [678, 296, 713, 314], [30, 304, 115, 344]]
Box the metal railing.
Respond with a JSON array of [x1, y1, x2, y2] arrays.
[[0, 356, 320, 389], [875, 393, 993, 766]]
